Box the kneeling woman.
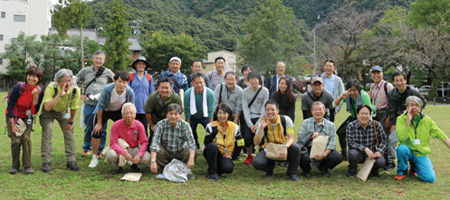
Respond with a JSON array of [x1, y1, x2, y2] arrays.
[[204, 103, 244, 181]]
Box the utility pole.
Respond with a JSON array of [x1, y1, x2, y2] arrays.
[[313, 14, 320, 76]]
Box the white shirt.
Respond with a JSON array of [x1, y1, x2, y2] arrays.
[[105, 86, 127, 111]]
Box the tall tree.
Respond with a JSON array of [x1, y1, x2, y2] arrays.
[[52, 0, 93, 68], [315, 5, 380, 80], [104, 0, 131, 71], [240, 0, 302, 75], [407, 0, 450, 34], [142, 30, 207, 75]]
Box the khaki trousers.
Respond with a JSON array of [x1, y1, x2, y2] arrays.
[[6, 115, 33, 169], [105, 147, 150, 170], [156, 146, 197, 173], [39, 110, 76, 163]]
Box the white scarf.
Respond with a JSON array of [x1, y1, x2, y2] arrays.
[[190, 88, 208, 117]]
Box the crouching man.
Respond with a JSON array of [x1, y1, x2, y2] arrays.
[[149, 103, 197, 177], [105, 103, 150, 174]]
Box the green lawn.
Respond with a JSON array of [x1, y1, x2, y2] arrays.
[[0, 92, 449, 199]]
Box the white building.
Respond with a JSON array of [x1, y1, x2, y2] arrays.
[[201, 50, 237, 74], [0, 0, 52, 73]]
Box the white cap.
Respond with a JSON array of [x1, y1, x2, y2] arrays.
[[169, 57, 182, 64]]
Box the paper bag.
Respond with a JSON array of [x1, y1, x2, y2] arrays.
[[309, 135, 329, 159], [120, 173, 142, 182], [357, 158, 375, 181]]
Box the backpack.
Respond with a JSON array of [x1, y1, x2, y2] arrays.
[[3, 82, 41, 103], [263, 115, 288, 142], [129, 73, 152, 85]]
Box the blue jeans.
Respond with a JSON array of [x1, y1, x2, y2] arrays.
[[82, 103, 107, 153], [397, 145, 435, 183], [189, 115, 209, 149]]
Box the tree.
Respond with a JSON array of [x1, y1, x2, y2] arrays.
[[240, 0, 302, 75], [52, 0, 93, 68], [315, 5, 380, 80], [104, 0, 131, 71], [1, 33, 45, 81], [142, 30, 207, 75], [407, 0, 450, 34]]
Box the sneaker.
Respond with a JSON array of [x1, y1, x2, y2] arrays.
[[42, 162, 51, 173], [394, 174, 407, 181], [111, 167, 123, 175], [384, 163, 395, 171], [9, 168, 18, 175], [209, 173, 219, 181], [409, 164, 416, 176], [155, 173, 166, 179], [287, 174, 299, 181], [320, 168, 330, 177], [24, 167, 34, 174], [81, 151, 91, 157], [243, 155, 253, 164], [66, 161, 79, 171], [88, 154, 99, 168], [233, 156, 241, 161], [265, 170, 273, 177]]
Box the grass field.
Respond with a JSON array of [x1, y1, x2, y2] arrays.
[[0, 92, 449, 199]]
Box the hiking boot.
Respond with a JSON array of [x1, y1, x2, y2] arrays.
[[209, 173, 219, 181], [42, 162, 51, 173], [67, 161, 79, 171], [302, 171, 311, 178], [320, 168, 330, 177], [384, 163, 395, 171], [111, 167, 123, 175], [24, 167, 34, 174], [9, 168, 18, 175], [346, 171, 356, 177], [287, 174, 299, 181], [243, 155, 253, 164], [131, 164, 140, 173]]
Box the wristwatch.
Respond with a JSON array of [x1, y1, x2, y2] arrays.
[[67, 121, 73, 125], [322, 153, 328, 159], [283, 144, 289, 148], [151, 159, 156, 162]]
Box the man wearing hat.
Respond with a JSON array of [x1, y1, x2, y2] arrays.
[[158, 57, 188, 95], [301, 77, 335, 120], [76, 50, 115, 157], [129, 56, 154, 136], [369, 65, 395, 170]]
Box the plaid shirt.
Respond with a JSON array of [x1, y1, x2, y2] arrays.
[[346, 120, 387, 154], [297, 117, 336, 153], [150, 119, 196, 153]]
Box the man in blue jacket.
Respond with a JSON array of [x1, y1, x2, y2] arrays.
[[264, 61, 293, 96], [89, 71, 135, 168]]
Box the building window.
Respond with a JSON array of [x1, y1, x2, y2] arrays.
[[0, 34, 3, 41], [1, 12, 5, 18], [13, 14, 25, 22]]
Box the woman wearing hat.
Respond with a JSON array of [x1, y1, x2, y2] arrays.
[[129, 56, 154, 136]]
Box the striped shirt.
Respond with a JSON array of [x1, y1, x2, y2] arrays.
[[346, 120, 387, 154], [150, 119, 196, 153]]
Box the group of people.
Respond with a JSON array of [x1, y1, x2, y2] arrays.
[[6, 53, 449, 183]]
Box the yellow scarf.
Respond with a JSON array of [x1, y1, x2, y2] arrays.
[[213, 121, 238, 155]]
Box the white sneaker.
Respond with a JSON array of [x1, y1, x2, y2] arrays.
[[155, 173, 166, 179], [88, 154, 99, 168]]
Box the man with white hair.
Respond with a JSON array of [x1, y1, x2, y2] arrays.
[[394, 96, 450, 183], [105, 103, 150, 174], [40, 69, 80, 173]]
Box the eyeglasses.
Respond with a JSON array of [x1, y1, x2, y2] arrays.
[[59, 79, 72, 83], [123, 111, 135, 116]]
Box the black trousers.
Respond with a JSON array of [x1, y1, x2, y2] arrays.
[[203, 143, 240, 175], [299, 149, 343, 173], [92, 110, 122, 139], [135, 113, 148, 137], [252, 143, 300, 175], [348, 149, 386, 173]]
